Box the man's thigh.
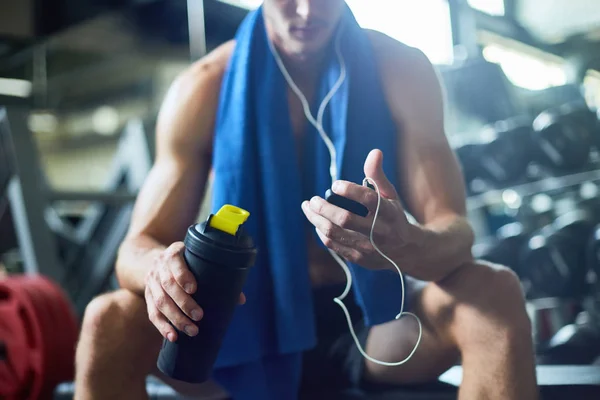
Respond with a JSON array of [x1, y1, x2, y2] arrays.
[[363, 277, 460, 385]]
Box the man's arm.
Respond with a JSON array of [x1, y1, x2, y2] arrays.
[[116, 43, 232, 296], [372, 32, 474, 281]]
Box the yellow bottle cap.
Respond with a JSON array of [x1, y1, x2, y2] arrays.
[[208, 204, 251, 236]]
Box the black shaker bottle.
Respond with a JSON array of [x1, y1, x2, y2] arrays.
[[157, 204, 257, 383]]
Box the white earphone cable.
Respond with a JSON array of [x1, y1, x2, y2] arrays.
[[267, 27, 344, 182], [331, 177, 422, 366], [267, 23, 421, 366]]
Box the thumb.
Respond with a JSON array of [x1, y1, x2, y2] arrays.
[[363, 149, 398, 199]]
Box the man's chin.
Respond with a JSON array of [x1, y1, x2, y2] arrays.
[[287, 44, 327, 63]]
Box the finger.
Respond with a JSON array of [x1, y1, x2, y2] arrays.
[[302, 201, 371, 250], [363, 149, 399, 200], [164, 242, 197, 295], [307, 196, 393, 242], [314, 229, 365, 265], [239, 292, 246, 305], [158, 266, 203, 322], [315, 230, 388, 269], [146, 285, 177, 342], [149, 277, 198, 337], [308, 195, 373, 234], [331, 180, 380, 214]]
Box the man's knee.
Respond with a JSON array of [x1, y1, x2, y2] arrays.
[[78, 289, 160, 364], [444, 261, 532, 347], [81, 292, 122, 337], [82, 290, 144, 338]]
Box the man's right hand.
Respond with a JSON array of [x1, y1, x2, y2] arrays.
[[144, 242, 246, 342]]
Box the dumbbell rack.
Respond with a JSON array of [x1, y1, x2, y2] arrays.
[[467, 167, 600, 212]]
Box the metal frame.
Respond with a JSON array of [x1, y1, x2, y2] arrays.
[[69, 118, 152, 244], [72, 205, 133, 317], [448, 0, 482, 60], [187, 0, 207, 61], [1, 106, 154, 316], [49, 190, 137, 205], [70, 119, 153, 316], [0, 107, 64, 285]]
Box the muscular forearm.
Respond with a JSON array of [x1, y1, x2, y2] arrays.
[[408, 215, 474, 282], [115, 235, 166, 296]]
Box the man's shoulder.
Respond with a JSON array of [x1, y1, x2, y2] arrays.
[[155, 41, 236, 157], [362, 30, 443, 130], [364, 30, 433, 80], [175, 40, 236, 97]]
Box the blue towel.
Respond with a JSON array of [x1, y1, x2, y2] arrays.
[[210, 4, 404, 398]]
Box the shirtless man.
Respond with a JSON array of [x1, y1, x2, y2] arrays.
[[74, 1, 538, 399]]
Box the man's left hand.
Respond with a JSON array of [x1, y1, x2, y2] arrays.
[[301, 149, 424, 271]]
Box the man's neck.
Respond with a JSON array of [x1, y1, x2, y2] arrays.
[[280, 50, 328, 91], [264, 16, 333, 90]]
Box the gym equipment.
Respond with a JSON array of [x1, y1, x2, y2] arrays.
[[0, 275, 78, 400], [477, 120, 534, 187], [525, 85, 592, 119], [0, 122, 12, 196], [454, 142, 483, 194], [531, 104, 597, 175], [554, 103, 600, 152], [0, 107, 63, 285], [528, 297, 580, 347], [0, 106, 153, 317], [587, 223, 600, 280], [521, 209, 595, 299], [455, 119, 533, 193], [578, 181, 600, 220], [440, 60, 520, 127], [516, 193, 555, 232], [0, 200, 18, 258], [157, 205, 257, 383], [538, 311, 600, 365], [583, 193, 600, 284], [440, 365, 600, 400], [61, 119, 153, 317], [475, 222, 528, 277]]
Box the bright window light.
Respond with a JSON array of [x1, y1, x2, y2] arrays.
[[92, 106, 120, 136], [482, 44, 567, 91], [467, 0, 505, 16], [345, 0, 453, 65], [218, 0, 454, 65], [218, 0, 261, 9], [28, 112, 58, 133], [584, 70, 600, 111], [0, 78, 32, 98]]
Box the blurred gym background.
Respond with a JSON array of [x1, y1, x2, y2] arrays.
[[1, 0, 600, 399]]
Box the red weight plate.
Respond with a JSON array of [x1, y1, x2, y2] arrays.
[[47, 281, 78, 384], [10, 278, 46, 400], [1, 276, 80, 400], [0, 278, 45, 400], [0, 285, 29, 397], [31, 276, 77, 395], [19, 278, 54, 399], [30, 278, 61, 395]]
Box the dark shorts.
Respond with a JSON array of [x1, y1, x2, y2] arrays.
[[300, 279, 425, 395], [299, 283, 378, 392]]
